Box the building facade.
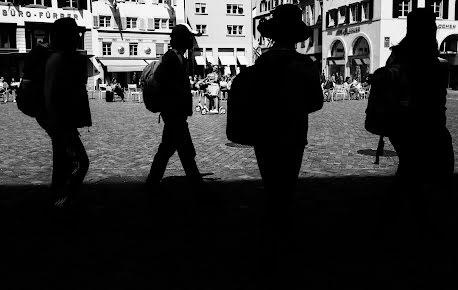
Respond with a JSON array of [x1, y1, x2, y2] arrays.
[[323, 0, 458, 85], [185, 0, 253, 77], [91, 0, 182, 89], [0, 0, 92, 82]]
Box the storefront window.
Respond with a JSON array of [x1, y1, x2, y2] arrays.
[[0, 24, 16, 49]]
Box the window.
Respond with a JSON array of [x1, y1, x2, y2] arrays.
[[350, 5, 358, 23], [129, 43, 138, 55], [196, 24, 207, 35], [338, 6, 346, 24], [227, 25, 243, 35], [99, 16, 111, 28], [102, 42, 111, 56], [430, 0, 444, 18], [398, 1, 412, 17], [361, 2, 370, 20], [0, 24, 16, 49], [169, 19, 175, 29], [64, 0, 76, 7], [28, 0, 50, 5], [227, 4, 244, 15], [161, 19, 167, 29], [156, 43, 165, 57], [154, 19, 167, 30], [195, 3, 207, 14], [260, 0, 267, 12], [126, 17, 137, 29], [328, 9, 337, 27]]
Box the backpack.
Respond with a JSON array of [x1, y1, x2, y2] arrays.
[[140, 49, 180, 113], [226, 65, 258, 146], [365, 63, 410, 163], [16, 43, 52, 118]]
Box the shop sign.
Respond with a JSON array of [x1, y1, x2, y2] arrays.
[[437, 23, 456, 30], [1, 7, 84, 22], [336, 27, 360, 36]]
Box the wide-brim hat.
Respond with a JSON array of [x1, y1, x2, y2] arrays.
[[54, 17, 85, 34], [257, 4, 312, 43], [172, 23, 198, 36]]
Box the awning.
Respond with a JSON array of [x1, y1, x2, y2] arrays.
[[328, 59, 345, 65], [219, 56, 237, 66], [237, 55, 248, 66], [354, 58, 363, 65], [309, 55, 317, 61], [195, 55, 206, 66], [361, 58, 370, 65], [99, 59, 148, 72], [206, 55, 217, 65]]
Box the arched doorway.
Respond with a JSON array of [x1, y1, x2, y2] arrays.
[[350, 37, 370, 82], [328, 40, 345, 82], [439, 34, 458, 89]]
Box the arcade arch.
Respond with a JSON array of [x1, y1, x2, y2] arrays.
[[327, 40, 346, 81], [349, 36, 370, 82]]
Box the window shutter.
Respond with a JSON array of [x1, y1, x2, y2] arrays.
[[139, 18, 146, 30], [121, 17, 127, 29], [357, 3, 362, 21], [326, 11, 329, 27], [333, 9, 338, 25], [443, 0, 449, 19], [392, 0, 400, 18], [152, 0, 158, 4], [93, 16, 99, 28], [112, 17, 118, 29], [368, 0, 374, 20], [139, 0, 145, 3], [345, 6, 350, 24], [147, 18, 155, 30]]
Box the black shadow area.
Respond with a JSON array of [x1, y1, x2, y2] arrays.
[[0, 174, 457, 289], [357, 148, 398, 157]]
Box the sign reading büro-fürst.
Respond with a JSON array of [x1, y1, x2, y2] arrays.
[[1, 7, 84, 23]]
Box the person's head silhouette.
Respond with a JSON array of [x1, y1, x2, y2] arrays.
[[170, 23, 197, 53], [52, 17, 82, 52], [407, 8, 437, 41], [257, 4, 312, 47]]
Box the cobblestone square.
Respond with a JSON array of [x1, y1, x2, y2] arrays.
[[1, 95, 457, 185]]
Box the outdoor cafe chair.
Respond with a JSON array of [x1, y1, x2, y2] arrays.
[[127, 84, 142, 102]]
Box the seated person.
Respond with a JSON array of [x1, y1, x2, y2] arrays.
[[322, 78, 334, 101], [111, 78, 125, 102], [0, 77, 9, 103]]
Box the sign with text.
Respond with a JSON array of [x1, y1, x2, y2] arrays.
[[437, 23, 457, 30], [1, 7, 86, 25], [336, 26, 360, 36]]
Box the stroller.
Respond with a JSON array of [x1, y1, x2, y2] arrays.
[[195, 82, 226, 115]]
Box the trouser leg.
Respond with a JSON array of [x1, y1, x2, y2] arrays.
[[68, 130, 89, 191], [148, 121, 177, 183], [175, 119, 202, 184]]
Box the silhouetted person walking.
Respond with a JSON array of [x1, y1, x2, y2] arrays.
[[254, 5, 323, 222], [387, 9, 454, 188], [145, 24, 205, 191], [36, 18, 91, 208]]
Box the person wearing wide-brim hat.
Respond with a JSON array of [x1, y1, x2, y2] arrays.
[[251, 4, 323, 227]]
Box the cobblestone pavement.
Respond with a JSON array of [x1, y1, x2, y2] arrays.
[[1, 95, 457, 185]]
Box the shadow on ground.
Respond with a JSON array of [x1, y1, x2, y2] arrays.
[[1, 175, 457, 289]]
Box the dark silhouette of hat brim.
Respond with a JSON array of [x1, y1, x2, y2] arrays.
[[257, 19, 312, 43]]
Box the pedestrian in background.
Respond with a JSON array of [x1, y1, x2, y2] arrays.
[[145, 24, 205, 192], [38, 18, 91, 208]]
